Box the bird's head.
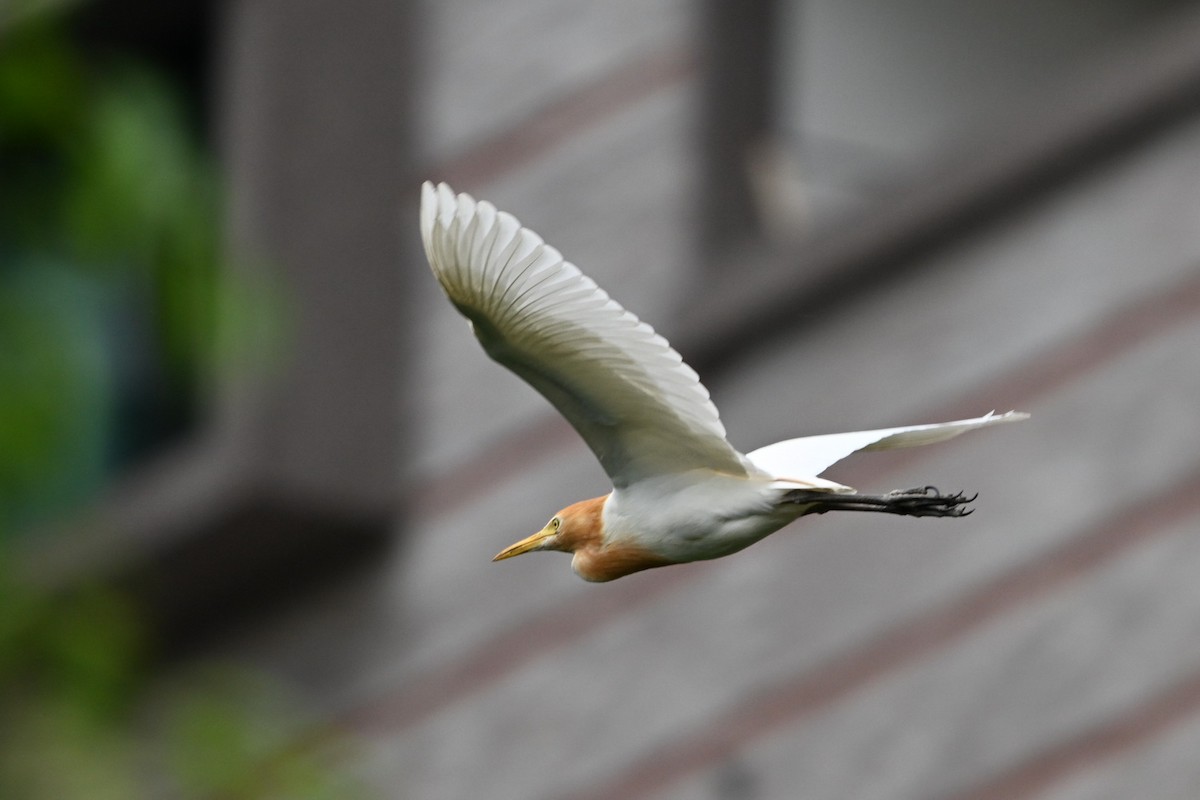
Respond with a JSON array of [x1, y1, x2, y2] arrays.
[[492, 496, 606, 564], [492, 494, 673, 582]]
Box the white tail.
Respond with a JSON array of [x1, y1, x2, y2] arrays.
[[746, 410, 1029, 483]]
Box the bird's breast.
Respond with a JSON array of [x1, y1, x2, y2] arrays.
[[603, 471, 795, 564], [571, 543, 676, 582]]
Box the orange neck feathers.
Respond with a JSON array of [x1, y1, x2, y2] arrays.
[[558, 495, 674, 582]]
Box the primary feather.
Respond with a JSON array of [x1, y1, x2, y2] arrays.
[[421, 182, 1029, 491], [421, 182, 748, 487], [745, 411, 1029, 484]]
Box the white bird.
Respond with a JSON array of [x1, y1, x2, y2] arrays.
[[420, 182, 1028, 582]]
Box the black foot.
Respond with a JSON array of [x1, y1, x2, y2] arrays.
[[881, 486, 977, 517], [784, 485, 977, 518]]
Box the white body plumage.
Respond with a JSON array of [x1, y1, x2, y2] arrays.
[[603, 471, 790, 563]]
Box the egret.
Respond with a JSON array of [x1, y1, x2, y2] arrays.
[[420, 182, 1027, 582]]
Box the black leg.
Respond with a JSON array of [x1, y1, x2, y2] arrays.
[[783, 486, 977, 518]]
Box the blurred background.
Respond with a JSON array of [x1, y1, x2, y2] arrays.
[[4, 0, 1200, 797]]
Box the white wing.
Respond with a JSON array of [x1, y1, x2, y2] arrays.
[[745, 411, 1030, 482], [421, 182, 748, 487]]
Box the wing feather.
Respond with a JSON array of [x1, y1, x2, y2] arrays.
[[745, 411, 1030, 482], [421, 182, 747, 486]]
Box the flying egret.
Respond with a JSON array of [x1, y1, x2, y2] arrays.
[[420, 182, 1028, 582]]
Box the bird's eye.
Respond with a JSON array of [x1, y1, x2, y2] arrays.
[[550, 517, 561, 530]]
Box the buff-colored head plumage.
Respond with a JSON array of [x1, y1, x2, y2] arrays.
[[492, 496, 607, 562], [493, 496, 674, 582]]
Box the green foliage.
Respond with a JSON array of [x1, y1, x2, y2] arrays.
[[0, 8, 365, 799], [160, 668, 372, 800], [0, 574, 144, 800], [0, 9, 283, 535], [0, 265, 113, 531], [0, 572, 375, 799]]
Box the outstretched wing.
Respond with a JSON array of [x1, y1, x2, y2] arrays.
[[421, 182, 748, 487], [745, 411, 1030, 482]]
